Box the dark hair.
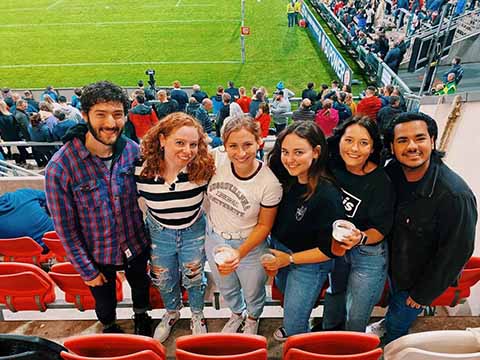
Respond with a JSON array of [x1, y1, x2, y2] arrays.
[[342, 84, 352, 93], [58, 95, 67, 103], [307, 82, 314, 89], [136, 94, 146, 104], [81, 81, 129, 115], [54, 110, 66, 121], [74, 88, 82, 96], [268, 121, 334, 200], [383, 111, 443, 159], [338, 92, 347, 103], [328, 116, 383, 168]]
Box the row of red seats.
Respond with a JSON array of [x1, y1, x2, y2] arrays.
[[0, 332, 383, 360], [0, 261, 172, 312]]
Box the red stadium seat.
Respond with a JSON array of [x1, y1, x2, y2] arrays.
[[42, 232, 68, 262], [62, 334, 165, 359], [283, 332, 382, 360], [61, 349, 163, 360], [431, 257, 480, 307], [0, 262, 56, 311], [49, 262, 123, 311], [0, 236, 53, 265], [175, 333, 267, 360]]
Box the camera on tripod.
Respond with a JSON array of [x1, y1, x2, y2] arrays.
[[144, 69, 157, 100]]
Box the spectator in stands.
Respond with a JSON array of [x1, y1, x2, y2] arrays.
[[356, 86, 382, 122], [437, 73, 457, 94], [195, 98, 214, 135], [216, 93, 231, 137], [191, 84, 209, 103], [384, 37, 407, 74], [28, 113, 55, 167], [442, 56, 464, 85], [136, 112, 215, 342], [39, 102, 59, 132], [0, 189, 54, 252], [220, 102, 244, 137], [23, 90, 39, 112], [249, 89, 264, 118], [71, 88, 83, 110], [154, 90, 178, 120], [345, 92, 357, 115], [271, 90, 291, 134], [293, 99, 315, 122], [276, 81, 295, 102], [14, 99, 31, 143], [266, 121, 345, 340], [332, 92, 352, 124], [52, 110, 77, 141], [170, 80, 189, 112], [302, 82, 317, 104], [128, 95, 159, 140], [376, 95, 402, 135], [129, 89, 145, 108], [254, 102, 271, 159], [58, 95, 83, 123], [318, 84, 330, 101], [379, 84, 395, 107], [7, 93, 21, 116], [225, 81, 240, 102], [393, 0, 409, 28], [368, 112, 477, 343], [45, 81, 152, 336], [323, 116, 393, 332], [355, 9, 367, 31], [0, 100, 27, 164], [369, 31, 389, 59], [365, 4, 376, 32], [41, 85, 59, 102], [236, 86, 251, 113], [205, 116, 282, 335], [315, 99, 339, 137], [186, 97, 201, 117], [211, 86, 225, 117], [392, 86, 407, 111]]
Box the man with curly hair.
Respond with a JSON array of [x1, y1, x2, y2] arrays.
[[45, 81, 152, 336]]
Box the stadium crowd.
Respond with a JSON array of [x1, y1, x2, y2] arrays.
[[0, 80, 476, 347]]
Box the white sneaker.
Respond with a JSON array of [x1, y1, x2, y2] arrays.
[[154, 311, 180, 342], [243, 317, 259, 335], [191, 311, 207, 335], [366, 319, 386, 338], [221, 312, 246, 333]]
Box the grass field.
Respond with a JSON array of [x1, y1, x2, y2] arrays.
[[0, 0, 359, 95]]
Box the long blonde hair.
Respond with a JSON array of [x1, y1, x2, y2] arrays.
[[140, 112, 215, 183]]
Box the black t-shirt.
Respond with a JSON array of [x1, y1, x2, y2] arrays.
[[332, 164, 395, 236], [271, 179, 344, 257]]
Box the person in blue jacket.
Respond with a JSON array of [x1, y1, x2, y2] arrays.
[[0, 189, 54, 252]]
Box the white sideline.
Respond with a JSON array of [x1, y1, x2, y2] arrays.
[[0, 19, 239, 28], [46, 0, 64, 10], [0, 60, 241, 69], [2, 4, 216, 13]]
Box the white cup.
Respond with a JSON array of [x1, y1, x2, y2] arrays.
[[260, 253, 276, 264], [332, 220, 356, 242], [213, 244, 236, 265]]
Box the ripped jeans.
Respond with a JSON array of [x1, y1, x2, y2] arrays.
[[146, 213, 207, 313]]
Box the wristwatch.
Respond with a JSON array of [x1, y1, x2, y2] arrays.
[[360, 232, 369, 246], [289, 254, 295, 265]]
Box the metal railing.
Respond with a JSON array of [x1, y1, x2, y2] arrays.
[[0, 160, 42, 177]]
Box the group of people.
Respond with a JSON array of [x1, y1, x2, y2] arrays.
[[41, 80, 475, 347]]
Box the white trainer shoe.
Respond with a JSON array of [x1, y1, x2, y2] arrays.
[[191, 311, 207, 335], [154, 311, 180, 342], [221, 312, 246, 333], [243, 317, 259, 335], [366, 319, 386, 338]]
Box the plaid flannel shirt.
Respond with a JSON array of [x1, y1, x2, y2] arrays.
[[45, 134, 149, 281]]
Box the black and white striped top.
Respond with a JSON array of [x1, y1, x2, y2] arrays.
[[135, 164, 208, 229]]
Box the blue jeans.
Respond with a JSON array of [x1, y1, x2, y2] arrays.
[[384, 284, 423, 343], [271, 237, 333, 336], [146, 213, 207, 313], [205, 225, 268, 318], [288, 13, 295, 27], [323, 241, 388, 332]]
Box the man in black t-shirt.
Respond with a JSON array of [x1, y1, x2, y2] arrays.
[[369, 112, 477, 343]]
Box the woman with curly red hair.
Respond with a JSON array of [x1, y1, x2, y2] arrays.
[[135, 112, 215, 342]]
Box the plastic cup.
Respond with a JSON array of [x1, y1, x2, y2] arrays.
[[213, 244, 236, 265], [260, 251, 277, 277], [332, 220, 356, 242]]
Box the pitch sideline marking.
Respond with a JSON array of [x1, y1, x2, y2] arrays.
[[0, 60, 242, 69], [47, 0, 64, 10], [0, 19, 239, 28]]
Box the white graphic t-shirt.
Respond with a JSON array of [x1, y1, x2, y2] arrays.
[[206, 150, 282, 235]]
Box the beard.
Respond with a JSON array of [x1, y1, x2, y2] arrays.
[[86, 118, 122, 146]]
